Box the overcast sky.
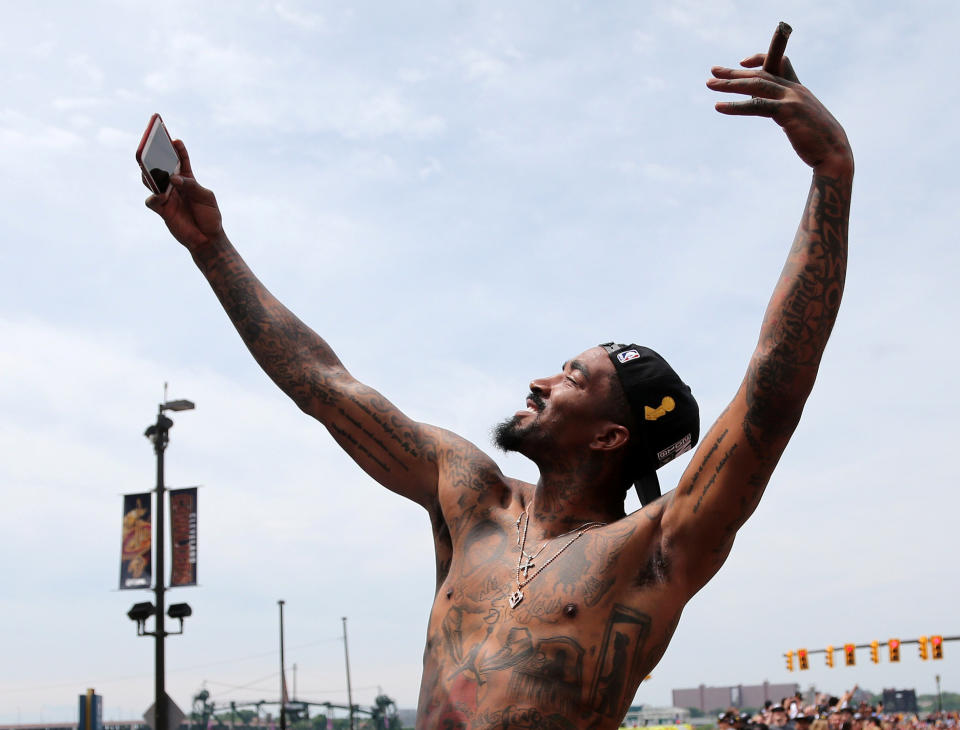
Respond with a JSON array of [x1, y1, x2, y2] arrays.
[[2, 0, 959, 723]]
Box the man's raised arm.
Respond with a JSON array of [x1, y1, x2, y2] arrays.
[[659, 52, 853, 593], [146, 141, 440, 508]]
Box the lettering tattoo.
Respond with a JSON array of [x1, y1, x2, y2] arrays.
[[472, 707, 578, 730], [745, 173, 849, 455], [681, 430, 724, 497], [692, 440, 739, 514], [196, 243, 442, 487]]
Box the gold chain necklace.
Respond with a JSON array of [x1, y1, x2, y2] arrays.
[[509, 504, 605, 609]]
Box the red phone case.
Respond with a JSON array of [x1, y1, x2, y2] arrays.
[[136, 113, 178, 195]]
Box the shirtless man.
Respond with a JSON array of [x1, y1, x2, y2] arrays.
[[146, 48, 852, 729]]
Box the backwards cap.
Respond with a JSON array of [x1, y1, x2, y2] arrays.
[[600, 343, 700, 506]]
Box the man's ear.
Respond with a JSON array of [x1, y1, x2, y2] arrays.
[[590, 422, 630, 452]]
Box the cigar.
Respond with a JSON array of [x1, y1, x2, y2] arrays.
[[762, 21, 792, 74]]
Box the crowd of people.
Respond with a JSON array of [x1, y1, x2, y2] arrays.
[[716, 688, 956, 730]]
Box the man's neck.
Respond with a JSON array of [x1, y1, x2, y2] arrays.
[[526, 460, 626, 538]]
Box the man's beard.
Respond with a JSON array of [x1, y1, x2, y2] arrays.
[[492, 391, 546, 453], [492, 414, 535, 453]]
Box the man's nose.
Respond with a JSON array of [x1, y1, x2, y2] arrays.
[[529, 374, 555, 395]]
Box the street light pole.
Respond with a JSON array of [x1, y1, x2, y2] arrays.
[[148, 406, 174, 730], [142, 396, 194, 730]]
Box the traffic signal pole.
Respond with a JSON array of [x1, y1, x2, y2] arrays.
[[783, 634, 959, 669]]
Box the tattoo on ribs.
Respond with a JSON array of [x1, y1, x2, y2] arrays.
[[508, 636, 586, 718], [588, 605, 652, 718]]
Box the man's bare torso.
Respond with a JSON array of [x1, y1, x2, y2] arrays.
[[416, 438, 687, 730]]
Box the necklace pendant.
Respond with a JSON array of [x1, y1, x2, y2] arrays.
[[509, 589, 524, 609]]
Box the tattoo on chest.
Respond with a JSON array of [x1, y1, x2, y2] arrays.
[[431, 601, 653, 723]]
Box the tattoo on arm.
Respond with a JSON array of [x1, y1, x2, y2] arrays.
[[692, 440, 739, 514], [195, 242, 345, 404], [744, 173, 849, 457], [681, 430, 725, 497]]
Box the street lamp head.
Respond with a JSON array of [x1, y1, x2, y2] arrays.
[[144, 414, 175, 443], [162, 399, 195, 412], [167, 602, 192, 619], [128, 601, 155, 623]]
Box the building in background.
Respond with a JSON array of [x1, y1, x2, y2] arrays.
[[622, 705, 692, 727], [673, 682, 800, 713]]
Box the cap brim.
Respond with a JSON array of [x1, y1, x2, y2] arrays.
[[635, 472, 661, 506]]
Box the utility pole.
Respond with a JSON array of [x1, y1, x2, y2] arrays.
[[343, 617, 355, 730], [279, 600, 287, 730]]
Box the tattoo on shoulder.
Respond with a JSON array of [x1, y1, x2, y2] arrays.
[[441, 441, 503, 494]]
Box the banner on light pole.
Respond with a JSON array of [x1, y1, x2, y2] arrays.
[[170, 487, 197, 586], [119, 493, 152, 590]]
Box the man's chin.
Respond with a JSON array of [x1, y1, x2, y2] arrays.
[[492, 414, 533, 454]]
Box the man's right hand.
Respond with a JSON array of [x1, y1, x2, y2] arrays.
[[143, 139, 448, 512], [145, 140, 224, 252]]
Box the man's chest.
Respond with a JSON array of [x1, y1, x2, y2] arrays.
[[422, 521, 670, 722]]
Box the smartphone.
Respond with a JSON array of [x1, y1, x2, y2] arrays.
[[136, 113, 181, 195]]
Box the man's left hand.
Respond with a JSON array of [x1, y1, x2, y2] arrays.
[[707, 53, 853, 178]]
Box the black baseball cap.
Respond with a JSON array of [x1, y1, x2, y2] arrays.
[[600, 343, 699, 506]]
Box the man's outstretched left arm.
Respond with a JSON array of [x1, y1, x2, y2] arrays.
[[659, 51, 853, 594]]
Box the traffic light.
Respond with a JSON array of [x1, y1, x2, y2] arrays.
[[889, 638, 900, 662], [826, 645, 835, 668], [919, 636, 929, 660], [932, 635, 944, 660], [844, 643, 856, 666], [785, 650, 795, 671], [798, 648, 809, 670], [870, 640, 879, 664]]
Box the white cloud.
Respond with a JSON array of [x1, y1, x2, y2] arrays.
[[0, 112, 82, 151], [97, 125, 135, 148], [67, 53, 105, 87], [51, 96, 105, 111], [461, 48, 511, 82], [271, 1, 325, 30]]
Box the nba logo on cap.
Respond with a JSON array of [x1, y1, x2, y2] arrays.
[[617, 349, 641, 364]]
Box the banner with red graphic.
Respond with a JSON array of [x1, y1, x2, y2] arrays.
[[170, 487, 198, 586], [120, 493, 152, 589]]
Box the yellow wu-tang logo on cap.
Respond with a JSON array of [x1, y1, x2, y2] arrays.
[[644, 396, 675, 421]]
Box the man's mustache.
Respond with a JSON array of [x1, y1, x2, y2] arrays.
[[528, 391, 546, 411]]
